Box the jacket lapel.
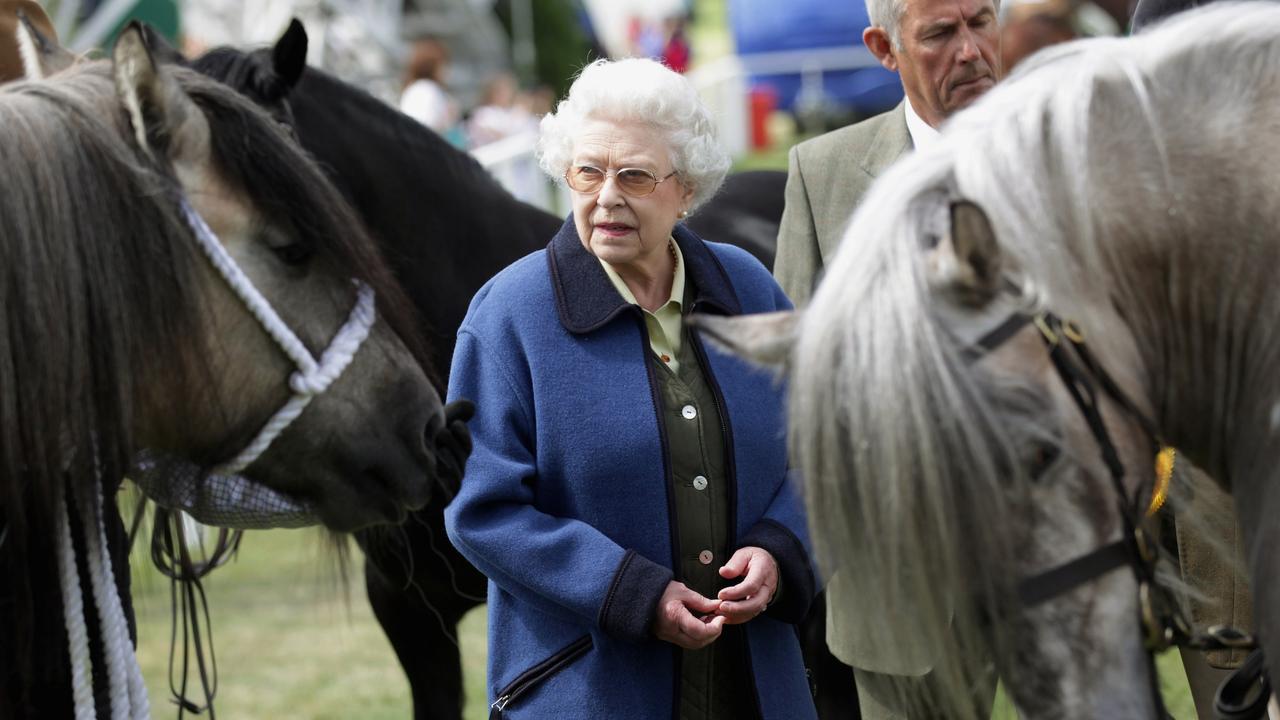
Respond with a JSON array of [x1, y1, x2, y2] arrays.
[[856, 100, 913, 179]]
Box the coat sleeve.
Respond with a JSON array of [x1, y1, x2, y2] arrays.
[[444, 327, 673, 643], [773, 143, 823, 307]]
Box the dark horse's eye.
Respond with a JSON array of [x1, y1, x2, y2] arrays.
[[271, 241, 313, 267]]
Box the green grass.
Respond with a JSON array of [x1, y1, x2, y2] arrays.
[[128, 524, 1198, 719], [129, 525, 490, 720]]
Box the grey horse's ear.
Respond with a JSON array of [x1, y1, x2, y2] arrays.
[[690, 311, 799, 371], [15, 6, 75, 79], [112, 22, 209, 168], [927, 200, 1003, 307]]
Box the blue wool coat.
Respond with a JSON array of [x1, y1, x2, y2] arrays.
[[445, 219, 817, 719]]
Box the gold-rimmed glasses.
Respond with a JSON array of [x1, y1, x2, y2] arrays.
[[564, 165, 679, 197]]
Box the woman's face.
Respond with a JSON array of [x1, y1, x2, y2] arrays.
[[568, 117, 694, 275]]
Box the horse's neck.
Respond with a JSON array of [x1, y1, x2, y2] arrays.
[[1117, 142, 1280, 492]]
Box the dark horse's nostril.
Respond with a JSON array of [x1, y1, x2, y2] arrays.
[[424, 405, 446, 442], [428, 400, 475, 499]]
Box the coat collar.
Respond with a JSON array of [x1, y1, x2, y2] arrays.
[[548, 216, 742, 334]]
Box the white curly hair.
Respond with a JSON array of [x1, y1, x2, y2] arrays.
[[537, 58, 731, 211]]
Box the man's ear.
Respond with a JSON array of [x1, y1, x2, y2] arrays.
[[863, 26, 898, 72]]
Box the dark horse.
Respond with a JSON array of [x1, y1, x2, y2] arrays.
[[0, 25, 451, 718], [172, 23, 813, 720]]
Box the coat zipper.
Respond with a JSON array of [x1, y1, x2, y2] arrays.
[[489, 635, 593, 717]]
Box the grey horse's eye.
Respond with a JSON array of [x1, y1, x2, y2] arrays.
[[1027, 442, 1062, 481]]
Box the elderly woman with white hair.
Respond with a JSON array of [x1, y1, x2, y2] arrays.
[[445, 58, 817, 719]]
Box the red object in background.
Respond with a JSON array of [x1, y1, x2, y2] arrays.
[[663, 32, 691, 73], [749, 85, 777, 150]]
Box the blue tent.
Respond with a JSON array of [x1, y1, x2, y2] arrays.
[[728, 0, 902, 117]]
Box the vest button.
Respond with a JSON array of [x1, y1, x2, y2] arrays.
[[681, 405, 697, 420], [693, 475, 708, 491], [698, 550, 713, 565]]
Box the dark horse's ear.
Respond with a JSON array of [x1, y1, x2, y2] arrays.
[[138, 21, 188, 66], [113, 22, 210, 168], [269, 18, 308, 98], [926, 199, 1004, 307]]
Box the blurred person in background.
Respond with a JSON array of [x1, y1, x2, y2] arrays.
[[628, 13, 667, 59], [400, 36, 464, 145], [466, 71, 538, 147], [999, 0, 1078, 69], [999, 0, 1121, 71], [446, 57, 817, 720], [662, 13, 692, 73], [774, 0, 1004, 715]]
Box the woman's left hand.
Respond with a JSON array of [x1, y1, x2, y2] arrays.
[[715, 546, 778, 624]]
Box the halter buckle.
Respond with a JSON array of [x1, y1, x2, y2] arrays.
[[1060, 319, 1085, 344], [1133, 526, 1158, 565], [1032, 314, 1060, 345]]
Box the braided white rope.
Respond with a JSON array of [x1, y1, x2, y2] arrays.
[[179, 200, 377, 474], [58, 476, 152, 720], [55, 488, 96, 720], [78, 478, 150, 720]]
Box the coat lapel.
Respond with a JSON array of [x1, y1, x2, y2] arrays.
[[548, 217, 741, 334]]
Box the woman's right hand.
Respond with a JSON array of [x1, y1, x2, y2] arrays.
[[652, 581, 725, 649]]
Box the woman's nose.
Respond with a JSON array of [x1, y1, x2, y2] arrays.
[[596, 175, 626, 206]]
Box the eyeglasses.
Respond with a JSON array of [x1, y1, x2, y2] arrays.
[[564, 165, 679, 197]]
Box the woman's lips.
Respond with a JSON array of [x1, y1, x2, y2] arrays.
[[596, 223, 634, 237]]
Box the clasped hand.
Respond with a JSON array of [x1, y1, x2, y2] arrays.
[[652, 546, 777, 650]]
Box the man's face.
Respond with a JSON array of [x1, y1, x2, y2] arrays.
[[872, 0, 1002, 128]]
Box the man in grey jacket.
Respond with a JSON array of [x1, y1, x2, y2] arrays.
[[775, 0, 1002, 306], [774, 0, 1003, 716]]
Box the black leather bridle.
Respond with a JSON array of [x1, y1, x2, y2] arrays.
[[965, 309, 1268, 719]]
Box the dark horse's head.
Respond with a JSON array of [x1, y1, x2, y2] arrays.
[[168, 21, 563, 380], [0, 24, 451, 713]]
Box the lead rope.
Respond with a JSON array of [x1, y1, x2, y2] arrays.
[[79, 477, 150, 720], [56, 473, 151, 720], [56, 485, 97, 720]]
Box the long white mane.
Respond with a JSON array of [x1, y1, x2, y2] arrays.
[[793, 3, 1280, 715]]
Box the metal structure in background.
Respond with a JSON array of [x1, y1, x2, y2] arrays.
[[42, 0, 517, 106]]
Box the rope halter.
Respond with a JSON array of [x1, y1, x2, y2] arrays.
[[178, 199, 377, 474], [57, 198, 378, 720]]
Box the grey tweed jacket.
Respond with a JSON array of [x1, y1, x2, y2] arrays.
[[773, 102, 912, 307], [775, 103, 938, 674]]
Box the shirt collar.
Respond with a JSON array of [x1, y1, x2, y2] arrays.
[[548, 217, 740, 334], [904, 96, 941, 151]]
